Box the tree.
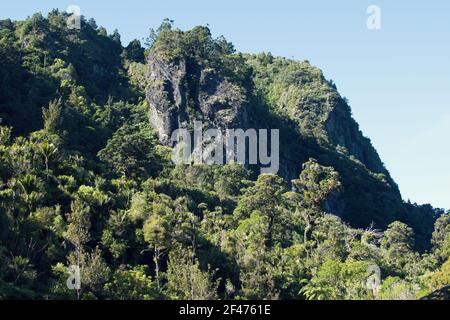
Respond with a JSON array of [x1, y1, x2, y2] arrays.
[[199, 205, 226, 247], [431, 213, 450, 263], [4, 256, 37, 288], [228, 211, 279, 299], [98, 124, 161, 180], [143, 212, 170, 290], [64, 198, 91, 299], [233, 174, 285, 248], [97, 27, 107, 37], [124, 39, 145, 63], [379, 276, 418, 300], [0, 12, 445, 301], [87, 18, 97, 30], [110, 29, 121, 45], [142, 195, 196, 290], [287, 159, 341, 243], [37, 141, 58, 179], [0, 126, 12, 145], [381, 221, 417, 274], [144, 18, 174, 48], [293, 158, 341, 207], [42, 99, 63, 134], [128, 192, 151, 222], [311, 215, 354, 262], [101, 210, 133, 262], [8, 173, 44, 214], [81, 248, 110, 297], [213, 164, 251, 200], [104, 265, 158, 300], [165, 245, 218, 300], [429, 257, 450, 291], [301, 259, 370, 300]]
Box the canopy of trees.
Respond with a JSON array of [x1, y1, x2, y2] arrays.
[[0, 11, 447, 300]]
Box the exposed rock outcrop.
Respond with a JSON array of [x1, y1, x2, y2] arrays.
[[144, 44, 406, 229], [324, 98, 386, 174], [146, 53, 188, 144], [146, 52, 248, 144]]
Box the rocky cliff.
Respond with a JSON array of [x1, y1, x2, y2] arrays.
[[146, 48, 248, 144], [142, 28, 408, 229]]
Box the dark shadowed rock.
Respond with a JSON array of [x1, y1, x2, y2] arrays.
[[421, 286, 450, 300]]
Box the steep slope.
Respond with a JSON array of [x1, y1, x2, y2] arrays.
[[0, 12, 134, 136], [248, 54, 388, 175], [140, 26, 408, 229], [0, 13, 438, 244], [0, 11, 447, 300]]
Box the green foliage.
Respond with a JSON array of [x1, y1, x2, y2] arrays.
[[381, 222, 418, 274], [165, 245, 219, 300], [378, 276, 418, 300], [98, 123, 163, 180], [104, 265, 159, 300], [42, 98, 63, 134], [228, 211, 280, 299], [0, 12, 446, 301], [124, 39, 145, 63], [431, 213, 450, 262], [301, 260, 370, 300], [429, 257, 450, 291], [64, 198, 91, 251], [293, 159, 341, 206]]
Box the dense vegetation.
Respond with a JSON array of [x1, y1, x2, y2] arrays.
[[0, 11, 448, 300]]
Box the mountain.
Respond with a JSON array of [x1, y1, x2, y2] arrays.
[[0, 11, 448, 300], [139, 24, 436, 237]]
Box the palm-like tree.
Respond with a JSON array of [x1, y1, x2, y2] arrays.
[[38, 142, 58, 179]]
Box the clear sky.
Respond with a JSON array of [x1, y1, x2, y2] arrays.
[[1, 0, 449, 209]]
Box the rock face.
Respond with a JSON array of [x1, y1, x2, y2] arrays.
[[324, 98, 386, 174], [146, 53, 188, 144], [146, 52, 248, 144], [144, 46, 406, 229], [198, 69, 247, 128]]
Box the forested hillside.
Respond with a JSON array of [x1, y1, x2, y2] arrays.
[[0, 11, 448, 300]]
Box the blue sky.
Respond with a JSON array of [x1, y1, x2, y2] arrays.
[[2, 0, 449, 209]]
